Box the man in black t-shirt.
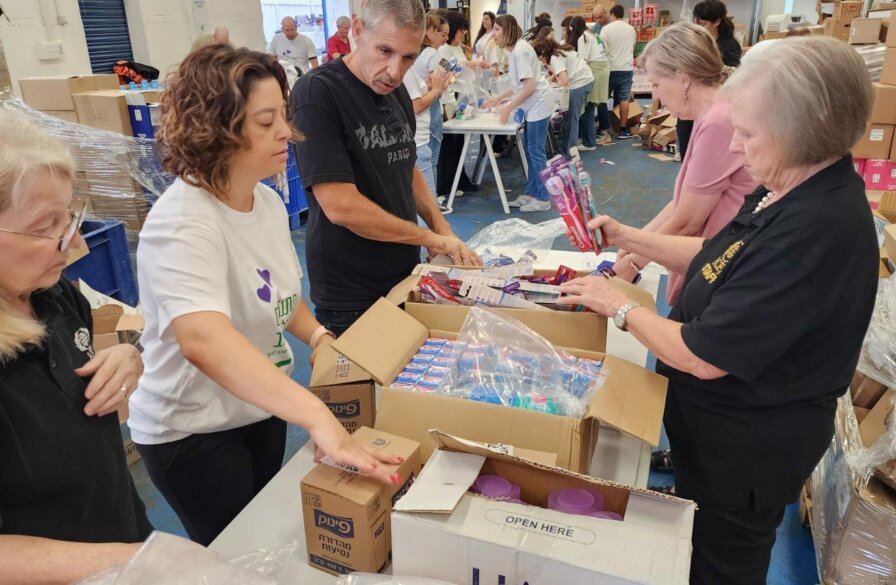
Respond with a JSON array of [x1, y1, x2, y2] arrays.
[[293, 0, 481, 335]]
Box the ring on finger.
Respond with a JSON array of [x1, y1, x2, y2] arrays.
[[119, 384, 129, 397]]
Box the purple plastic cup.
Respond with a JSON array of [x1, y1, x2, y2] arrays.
[[587, 510, 623, 521], [470, 474, 522, 500], [547, 488, 605, 515]]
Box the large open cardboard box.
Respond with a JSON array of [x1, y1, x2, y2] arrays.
[[330, 291, 668, 474], [391, 431, 695, 584]]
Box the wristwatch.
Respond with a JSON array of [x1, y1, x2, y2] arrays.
[[613, 302, 641, 332]]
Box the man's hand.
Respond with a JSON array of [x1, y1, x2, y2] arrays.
[[425, 233, 483, 266]]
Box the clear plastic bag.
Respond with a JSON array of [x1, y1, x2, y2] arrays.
[[335, 575, 458, 585], [430, 307, 606, 418], [857, 275, 896, 388], [75, 532, 299, 584], [466, 218, 567, 252]]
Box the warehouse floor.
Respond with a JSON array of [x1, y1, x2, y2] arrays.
[[130, 129, 820, 583]]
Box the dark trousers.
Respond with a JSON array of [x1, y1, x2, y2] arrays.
[[315, 307, 367, 337], [675, 482, 786, 585], [136, 416, 286, 545], [436, 133, 474, 195], [677, 119, 694, 159]]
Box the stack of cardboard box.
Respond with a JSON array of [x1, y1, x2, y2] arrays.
[[636, 110, 677, 153], [18, 75, 120, 124], [564, 0, 614, 20], [818, 0, 878, 43], [857, 33, 896, 215]]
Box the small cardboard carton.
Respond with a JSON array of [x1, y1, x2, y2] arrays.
[[77, 279, 144, 351], [18, 74, 119, 112], [825, 17, 855, 41], [610, 101, 644, 133], [865, 159, 890, 189], [886, 161, 896, 190], [391, 431, 696, 585], [309, 344, 376, 434], [853, 124, 895, 160], [653, 126, 677, 147], [888, 18, 896, 46], [872, 83, 896, 125], [300, 427, 422, 576], [850, 18, 883, 43], [72, 90, 133, 135], [835, 0, 865, 18], [330, 293, 668, 474]]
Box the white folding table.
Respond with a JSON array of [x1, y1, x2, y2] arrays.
[[209, 250, 664, 583], [442, 112, 527, 215]]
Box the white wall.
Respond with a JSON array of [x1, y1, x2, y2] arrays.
[[124, 0, 194, 81], [207, 0, 267, 50], [0, 0, 93, 96]]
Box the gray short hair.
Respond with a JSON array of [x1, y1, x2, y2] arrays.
[[336, 16, 351, 26], [724, 37, 872, 168], [360, 0, 425, 32]]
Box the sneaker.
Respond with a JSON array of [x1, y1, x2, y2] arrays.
[[454, 190, 464, 198], [508, 194, 536, 208], [437, 196, 446, 205], [519, 199, 552, 212], [578, 144, 597, 151], [440, 205, 453, 215], [617, 128, 634, 140], [596, 133, 612, 145]]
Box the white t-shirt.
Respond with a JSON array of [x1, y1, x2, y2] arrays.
[[507, 41, 554, 122], [439, 43, 468, 107], [270, 32, 318, 73], [129, 179, 303, 444], [474, 31, 493, 58], [413, 46, 442, 81], [550, 50, 594, 91], [403, 67, 431, 148], [577, 31, 608, 63], [600, 20, 637, 71]]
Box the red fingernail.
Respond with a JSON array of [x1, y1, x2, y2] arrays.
[[396, 456, 405, 463], [390, 474, 402, 485]]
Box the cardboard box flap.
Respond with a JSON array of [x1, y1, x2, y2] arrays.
[[392, 449, 485, 513], [586, 355, 668, 446], [386, 274, 421, 306], [431, 431, 558, 467], [309, 344, 372, 386], [93, 305, 125, 334], [331, 298, 429, 385], [116, 313, 144, 332], [301, 463, 383, 507]]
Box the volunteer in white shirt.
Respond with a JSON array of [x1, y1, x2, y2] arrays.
[[484, 15, 554, 213], [568, 16, 611, 147], [413, 12, 450, 207], [403, 61, 451, 210], [473, 11, 496, 59], [533, 38, 594, 155], [600, 4, 638, 139], [130, 44, 403, 547], [269, 16, 319, 74]]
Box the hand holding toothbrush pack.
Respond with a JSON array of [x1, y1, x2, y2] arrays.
[[538, 148, 605, 256]]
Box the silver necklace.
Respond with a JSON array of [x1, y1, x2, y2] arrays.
[[753, 191, 774, 213]]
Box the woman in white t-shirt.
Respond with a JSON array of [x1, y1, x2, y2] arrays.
[[473, 11, 496, 60], [533, 38, 595, 155], [568, 16, 611, 147], [485, 15, 555, 213], [130, 45, 403, 546]]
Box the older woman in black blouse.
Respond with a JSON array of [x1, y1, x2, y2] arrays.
[[560, 37, 878, 584], [0, 110, 150, 584]]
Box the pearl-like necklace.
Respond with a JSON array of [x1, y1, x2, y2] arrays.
[[753, 191, 775, 214]]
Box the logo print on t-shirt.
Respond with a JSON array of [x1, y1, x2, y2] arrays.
[[256, 268, 273, 303], [74, 327, 94, 358]]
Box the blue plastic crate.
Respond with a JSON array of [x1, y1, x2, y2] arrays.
[[262, 145, 308, 230], [64, 219, 138, 306]]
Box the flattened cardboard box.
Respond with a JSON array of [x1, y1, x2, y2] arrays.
[[332, 293, 668, 474], [309, 344, 376, 434], [391, 431, 696, 585], [301, 427, 421, 575]]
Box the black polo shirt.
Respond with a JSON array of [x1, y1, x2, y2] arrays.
[[657, 156, 878, 511], [0, 279, 151, 542]]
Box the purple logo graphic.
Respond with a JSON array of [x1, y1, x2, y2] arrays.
[[256, 268, 272, 303]]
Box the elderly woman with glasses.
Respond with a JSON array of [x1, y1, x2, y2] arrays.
[[0, 110, 151, 584], [559, 37, 878, 584]]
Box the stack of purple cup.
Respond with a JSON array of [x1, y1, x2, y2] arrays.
[[547, 488, 622, 521], [470, 474, 524, 503]]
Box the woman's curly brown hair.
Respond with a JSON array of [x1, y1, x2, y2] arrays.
[[159, 44, 301, 200]]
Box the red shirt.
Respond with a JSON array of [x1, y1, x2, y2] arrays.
[[327, 35, 351, 60]]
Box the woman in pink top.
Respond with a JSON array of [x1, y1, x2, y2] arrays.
[[613, 23, 756, 303]]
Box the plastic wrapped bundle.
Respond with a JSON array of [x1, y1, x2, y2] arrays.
[[857, 275, 896, 388], [809, 394, 896, 584], [397, 307, 607, 418], [853, 43, 887, 83]]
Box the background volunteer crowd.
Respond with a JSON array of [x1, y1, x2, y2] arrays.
[[0, 0, 882, 584]]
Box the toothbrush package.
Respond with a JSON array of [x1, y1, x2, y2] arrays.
[[538, 150, 604, 254]]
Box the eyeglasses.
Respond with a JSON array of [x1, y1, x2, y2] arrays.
[[0, 200, 88, 252]]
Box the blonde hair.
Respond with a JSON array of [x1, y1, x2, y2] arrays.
[[638, 22, 729, 87], [724, 36, 872, 167], [0, 110, 75, 361]]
